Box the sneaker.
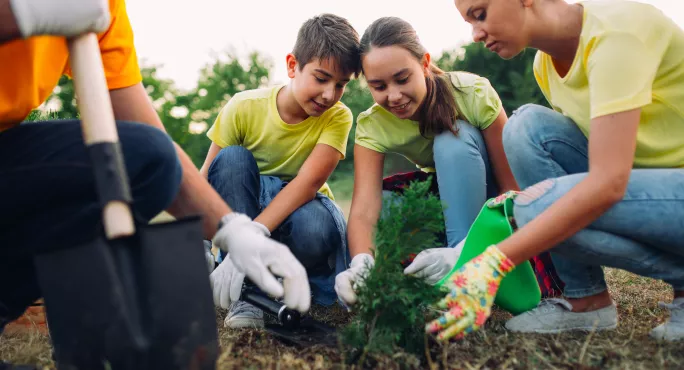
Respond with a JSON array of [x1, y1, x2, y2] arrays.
[[505, 298, 618, 334], [224, 301, 264, 329], [650, 298, 684, 341]]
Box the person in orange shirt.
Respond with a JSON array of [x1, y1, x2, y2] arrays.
[[0, 0, 312, 337]]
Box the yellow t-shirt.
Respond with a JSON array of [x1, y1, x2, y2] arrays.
[[0, 0, 141, 131], [355, 71, 502, 171], [206, 85, 353, 200], [534, 0, 684, 168]]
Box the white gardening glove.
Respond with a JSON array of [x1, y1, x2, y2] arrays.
[[9, 0, 110, 38], [203, 240, 216, 273], [251, 221, 271, 237], [334, 253, 374, 307], [213, 213, 310, 313], [403, 239, 465, 285], [209, 254, 245, 309]]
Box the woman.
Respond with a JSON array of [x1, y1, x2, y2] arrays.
[[334, 16, 563, 307], [428, 0, 684, 341]]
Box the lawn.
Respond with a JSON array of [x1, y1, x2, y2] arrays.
[[2, 268, 683, 369]]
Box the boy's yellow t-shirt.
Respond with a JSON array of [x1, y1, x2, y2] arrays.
[[534, 1, 684, 168], [206, 85, 353, 200], [355, 71, 502, 171], [0, 0, 141, 131]]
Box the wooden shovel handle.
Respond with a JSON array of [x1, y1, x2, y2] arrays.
[[67, 33, 135, 239]]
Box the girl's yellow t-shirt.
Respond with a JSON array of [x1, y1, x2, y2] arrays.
[[534, 1, 684, 168], [354, 71, 502, 171]]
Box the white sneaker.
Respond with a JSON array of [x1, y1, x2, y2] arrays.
[[505, 298, 618, 334], [224, 301, 264, 329], [650, 298, 684, 341]]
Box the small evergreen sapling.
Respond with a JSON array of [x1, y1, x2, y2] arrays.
[[341, 179, 446, 362]]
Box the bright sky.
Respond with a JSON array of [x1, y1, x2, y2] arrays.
[[126, 0, 684, 91]]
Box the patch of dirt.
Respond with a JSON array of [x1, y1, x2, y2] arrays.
[[2, 269, 684, 369]]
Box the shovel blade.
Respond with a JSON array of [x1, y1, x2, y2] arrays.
[[35, 216, 218, 370]]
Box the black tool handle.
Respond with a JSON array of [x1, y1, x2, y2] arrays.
[[241, 286, 301, 329]]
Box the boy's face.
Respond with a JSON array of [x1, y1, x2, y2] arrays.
[[287, 56, 351, 117]]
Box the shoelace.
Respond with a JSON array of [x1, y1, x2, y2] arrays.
[[658, 300, 684, 322], [525, 298, 573, 315], [230, 301, 262, 317]]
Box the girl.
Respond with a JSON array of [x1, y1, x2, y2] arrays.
[[335, 16, 563, 306], [428, 0, 684, 341]]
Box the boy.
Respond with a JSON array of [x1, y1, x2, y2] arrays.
[[202, 13, 360, 328]]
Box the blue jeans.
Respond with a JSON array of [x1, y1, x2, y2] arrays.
[[431, 120, 499, 247], [207, 146, 347, 306], [0, 120, 182, 330], [504, 104, 684, 298]]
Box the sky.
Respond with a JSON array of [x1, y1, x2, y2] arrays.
[[125, 0, 684, 91]]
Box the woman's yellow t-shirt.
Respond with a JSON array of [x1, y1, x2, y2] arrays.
[[354, 71, 502, 171], [534, 1, 684, 168], [0, 0, 141, 131], [206, 85, 353, 200]]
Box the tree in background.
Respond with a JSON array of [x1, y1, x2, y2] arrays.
[[30, 43, 549, 186], [436, 43, 550, 115]]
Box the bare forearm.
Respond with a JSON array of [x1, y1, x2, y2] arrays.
[[0, 0, 21, 44], [491, 156, 520, 192], [498, 175, 619, 264], [347, 206, 380, 257], [254, 178, 318, 231]]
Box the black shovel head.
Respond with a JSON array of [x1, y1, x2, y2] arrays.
[[35, 216, 218, 370]]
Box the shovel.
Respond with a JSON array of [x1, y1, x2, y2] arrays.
[[33, 33, 218, 369], [240, 285, 337, 348]]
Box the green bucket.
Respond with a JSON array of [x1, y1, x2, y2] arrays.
[[437, 197, 540, 315]]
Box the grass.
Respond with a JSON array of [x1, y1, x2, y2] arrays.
[[2, 268, 683, 369]]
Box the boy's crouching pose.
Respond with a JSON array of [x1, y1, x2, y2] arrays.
[[201, 13, 360, 328]]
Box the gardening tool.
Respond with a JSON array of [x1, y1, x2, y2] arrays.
[[33, 33, 218, 369], [437, 196, 541, 315], [240, 286, 337, 348]]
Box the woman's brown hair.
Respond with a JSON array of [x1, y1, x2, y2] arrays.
[[360, 17, 462, 137]]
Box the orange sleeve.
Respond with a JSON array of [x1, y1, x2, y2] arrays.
[[64, 0, 142, 89]]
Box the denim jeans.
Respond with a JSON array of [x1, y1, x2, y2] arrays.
[[432, 120, 499, 247], [0, 120, 182, 330], [504, 104, 684, 298], [207, 146, 347, 306]]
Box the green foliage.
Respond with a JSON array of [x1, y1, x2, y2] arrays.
[[436, 43, 550, 115], [341, 179, 445, 364]]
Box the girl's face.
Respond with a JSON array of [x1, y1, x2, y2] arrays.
[[455, 0, 530, 59], [362, 45, 429, 120]]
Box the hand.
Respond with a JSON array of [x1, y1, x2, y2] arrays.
[[209, 254, 245, 309], [487, 190, 520, 208], [426, 245, 514, 340], [9, 0, 111, 38], [334, 253, 374, 307], [403, 240, 465, 285], [203, 240, 216, 273], [251, 221, 271, 237], [213, 212, 310, 313]]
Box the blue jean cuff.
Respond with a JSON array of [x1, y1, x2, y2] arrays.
[[562, 286, 608, 299]]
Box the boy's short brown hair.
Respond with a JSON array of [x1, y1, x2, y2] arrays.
[[292, 13, 361, 77]]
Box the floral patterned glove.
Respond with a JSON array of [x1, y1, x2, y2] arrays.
[[486, 190, 520, 208], [426, 245, 514, 340]]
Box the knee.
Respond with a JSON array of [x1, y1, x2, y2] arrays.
[[288, 205, 339, 266], [513, 179, 556, 226], [127, 123, 182, 215], [503, 104, 561, 159], [433, 121, 483, 162], [207, 146, 257, 185]]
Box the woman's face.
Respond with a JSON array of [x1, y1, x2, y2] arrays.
[[362, 45, 429, 120], [455, 0, 530, 59]]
